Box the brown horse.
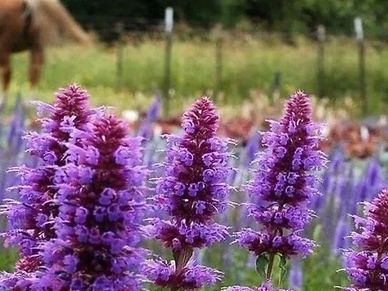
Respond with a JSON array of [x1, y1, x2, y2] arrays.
[[0, 0, 89, 98]]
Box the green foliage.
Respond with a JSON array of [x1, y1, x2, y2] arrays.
[[0, 247, 17, 272], [62, 0, 388, 38]]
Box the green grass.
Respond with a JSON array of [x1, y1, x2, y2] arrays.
[[7, 35, 388, 115]]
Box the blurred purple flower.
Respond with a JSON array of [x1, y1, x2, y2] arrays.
[[137, 95, 161, 140], [7, 93, 25, 154], [332, 216, 350, 256], [289, 260, 303, 290], [0, 94, 27, 202], [364, 158, 385, 201], [243, 130, 261, 168], [225, 280, 289, 291]]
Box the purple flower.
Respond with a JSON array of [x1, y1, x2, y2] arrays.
[[289, 260, 303, 290], [38, 114, 147, 289], [332, 216, 350, 255], [0, 85, 94, 278], [147, 97, 230, 289], [224, 281, 290, 291], [243, 130, 261, 168], [344, 188, 388, 290], [230, 91, 326, 289], [144, 260, 222, 289], [6, 93, 25, 155], [137, 95, 161, 139]]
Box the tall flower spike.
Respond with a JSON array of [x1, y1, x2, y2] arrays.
[[228, 91, 326, 290], [35, 113, 147, 290], [0, 85, 94, 280], [344, 188, 388, 290], [146, 97, 230, 290]]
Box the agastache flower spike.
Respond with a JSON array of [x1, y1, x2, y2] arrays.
[[37, 114, 147, 290], [146, 97, 230, 290], [0, 85, 95, 280], [228, 91, 326, 289], [343, 188, 388, 290]]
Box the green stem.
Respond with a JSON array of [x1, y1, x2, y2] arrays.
[[266, 253, 275, 280], [170, 247, 194, 291], [265, 204, 284, 282]]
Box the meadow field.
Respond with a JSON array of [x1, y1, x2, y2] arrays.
[[7, 35, 388, 115]]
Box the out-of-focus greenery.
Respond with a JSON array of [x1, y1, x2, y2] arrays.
[[8, 36, 387, 115], [62, 0, 388, 39], [0, 246, 17, 273]]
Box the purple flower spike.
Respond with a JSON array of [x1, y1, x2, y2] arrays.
[[147, 97, 230, 289], [229, 91, 326, 289], [1, 85, 94, 276], [344, 188, 388, 290], [38, 114, 147, 290]]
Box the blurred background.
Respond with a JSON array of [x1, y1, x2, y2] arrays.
[[0, 1, 388, 290], [6, 0, 388, 115]]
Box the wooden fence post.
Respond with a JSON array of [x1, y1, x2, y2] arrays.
[[213, 24, 223, 101], [270, 72, 282, 104], [115, 21, 124, 91], [316, 25, 326, 98], [163, 7, 174, 116], [354, 17, 367, 115]]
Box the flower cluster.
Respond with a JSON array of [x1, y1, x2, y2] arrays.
[[145, 260, 222, 289], [147, 97, 230, 289], [231, 91, 326, 288], [37, 114, 147, 290], [344, 188, 388, 290], [1, 85, 94, 275]]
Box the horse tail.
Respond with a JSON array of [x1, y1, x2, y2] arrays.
[[28, 0, 90, 44]]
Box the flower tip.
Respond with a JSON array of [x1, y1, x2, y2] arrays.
[[282, 90, 312, 123]]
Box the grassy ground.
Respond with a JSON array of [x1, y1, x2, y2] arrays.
[[7, 35, 388, 116]]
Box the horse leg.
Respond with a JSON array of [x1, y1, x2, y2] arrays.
[[29, 46, 44, 90], [0, 50, 11, 106]]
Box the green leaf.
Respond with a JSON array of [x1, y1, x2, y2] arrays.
[[278, 254, 288, 285], [256, 254, 269, 279]]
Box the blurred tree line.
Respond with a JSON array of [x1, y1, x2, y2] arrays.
[[62, 0, 388, 38]]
